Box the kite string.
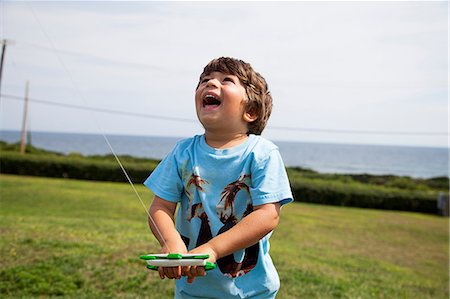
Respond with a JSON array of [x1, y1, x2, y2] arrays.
[[27, 3, 171, 253]]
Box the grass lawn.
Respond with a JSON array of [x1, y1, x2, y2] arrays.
[[0, 174, 448, 298]]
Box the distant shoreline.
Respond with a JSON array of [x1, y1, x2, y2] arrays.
[[1, 129, 447, 150], [1, 130, 448, 179], [1, 141, 448, 215]]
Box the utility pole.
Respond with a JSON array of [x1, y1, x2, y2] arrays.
[[0, 39, 13, 103], [20, 81, 29, 154]]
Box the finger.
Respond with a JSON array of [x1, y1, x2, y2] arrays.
[[189, 266, 204, 279], [158, 267, 165, 279], [175, 266, 182, 279], [166, 266, 181, 279], [191, 266, 205, 277], [185, 266, 196, 283], [189, 266, 198, 277], [164, 267, 175, 279], [197, 267, 206, 277], [181, 266, 190, 277], [163, 267, 170, 279]]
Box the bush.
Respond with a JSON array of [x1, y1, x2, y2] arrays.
[[348, 174, 449, 191], [0, 146, 445, 215], [290, 178, 438, 214], [0, 152, 156, 184]]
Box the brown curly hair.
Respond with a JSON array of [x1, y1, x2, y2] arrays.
[[197, 57, 273, 135]]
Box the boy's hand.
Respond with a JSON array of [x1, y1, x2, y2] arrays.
[[182, 243, 218, 284], [158, 241, 188, 280]]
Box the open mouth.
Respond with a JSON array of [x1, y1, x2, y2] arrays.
[[202, 94, 221, 108]]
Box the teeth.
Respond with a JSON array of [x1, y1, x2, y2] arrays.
[[203, 94, 221, 107]]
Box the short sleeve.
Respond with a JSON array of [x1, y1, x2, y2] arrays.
[[249, 149, 293, 207], [143, 145, 184, 203]]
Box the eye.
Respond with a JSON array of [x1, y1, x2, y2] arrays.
[[223, 77, 235, 83], [200, 77, 210, 84]]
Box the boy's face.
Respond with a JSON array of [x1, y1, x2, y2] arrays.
[[195, 71, 252, 135]]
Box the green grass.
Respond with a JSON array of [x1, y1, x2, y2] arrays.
[[0, 175, 448, 298]]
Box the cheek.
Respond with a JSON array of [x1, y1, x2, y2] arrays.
[[195, 90, 202, 104]]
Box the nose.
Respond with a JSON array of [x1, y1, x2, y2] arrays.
[[206, 78, 220, 88]]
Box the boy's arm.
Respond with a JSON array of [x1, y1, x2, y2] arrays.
[[148, 195, 187, 279], [184, 202, 281, 283], [207, 202, 281, 257]]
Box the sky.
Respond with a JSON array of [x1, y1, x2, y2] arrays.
[[0, 1, 448, 148]]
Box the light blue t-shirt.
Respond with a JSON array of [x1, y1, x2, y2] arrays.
[[144, 134, 293, 299]]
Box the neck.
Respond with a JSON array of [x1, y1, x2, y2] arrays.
[[204, 131, 249, 149]]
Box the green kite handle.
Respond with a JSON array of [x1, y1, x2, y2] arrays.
[[204, 262, 216, 271], [140, 254, 210, 260], [141, 253, 216, 271], [146, 265, 159, 271], [146, 263, 216, 271]]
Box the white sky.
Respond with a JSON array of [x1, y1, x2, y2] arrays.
[[0, 1, 448, 147]]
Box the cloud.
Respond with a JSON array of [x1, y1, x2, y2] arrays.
[[1, 1, 447, 147]]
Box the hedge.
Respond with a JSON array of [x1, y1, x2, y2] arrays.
[[0, 152, 441, 214], [0, 152, 154, 184], [290, 178, 438, 214]]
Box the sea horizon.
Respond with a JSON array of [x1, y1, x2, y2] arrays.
[[1, 130, 448, 179], [2, 129, 447, 150]]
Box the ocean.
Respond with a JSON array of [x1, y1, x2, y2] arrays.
[[1, 130, 448, 179]]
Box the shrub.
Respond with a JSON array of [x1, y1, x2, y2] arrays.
[[0, 152, 156, 184], [290, 178, 438, 214], [0, 147, 444, 215]]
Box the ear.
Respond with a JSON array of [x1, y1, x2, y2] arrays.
[[243, 111, 258, 123]]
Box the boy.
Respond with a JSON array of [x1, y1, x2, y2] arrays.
[[144, 57, 293, 298]]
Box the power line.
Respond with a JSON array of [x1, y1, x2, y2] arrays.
[[1, 93, 196, 124], [12, 40, 447, 89], [18, 40, 164, 71], [2, 93, 448, 136], [14, 40, 447, 89]]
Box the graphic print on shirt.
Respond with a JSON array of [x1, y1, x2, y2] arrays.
[[215, 174, 259, 278], [183, 171, 259, 278], [185, 173, 208, 197], [185, 172, 209, 221], [190, 203, 213, 247], [216, 174, 250, 222], [184, 172, 213, 248]]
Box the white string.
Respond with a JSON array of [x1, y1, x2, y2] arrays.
[[27, 3, 171, 253]]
